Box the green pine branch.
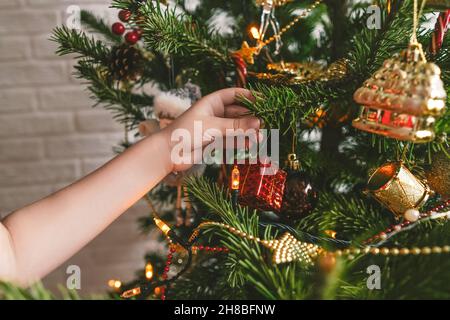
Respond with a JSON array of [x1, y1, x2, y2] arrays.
[[80, 10, 122, 44], [137, 1, 233, 71], [51, 26, 110, 65], [74, 60, 151, 127]]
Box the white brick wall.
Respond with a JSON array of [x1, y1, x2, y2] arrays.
[[0, 0, 159, 295]]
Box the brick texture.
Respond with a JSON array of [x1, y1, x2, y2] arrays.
[[0, 1, 158, 296]]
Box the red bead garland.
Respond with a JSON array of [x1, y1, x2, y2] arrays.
[[363, 199, 450, 245]]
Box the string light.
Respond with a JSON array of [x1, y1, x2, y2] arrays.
[[145, 262, 154, 280], [154, 217, 171, 236], [231, 165, 240, 190], [108, 279, 122, 290], [121, 287, 141, 299], [230, 165, 240, 208], [249, 26, 261, 40], [324, 230, 337, 239]]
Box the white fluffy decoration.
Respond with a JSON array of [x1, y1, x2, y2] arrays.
[[154, 92, 191, 120]]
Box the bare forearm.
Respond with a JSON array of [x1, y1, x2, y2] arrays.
[[1, 132, 171, 284]]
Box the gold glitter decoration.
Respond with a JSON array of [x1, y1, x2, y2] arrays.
[[261, 232, 322, 265]]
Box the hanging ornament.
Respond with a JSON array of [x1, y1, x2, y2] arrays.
[[233, 0, 322, 65], [255, 0, 288, 55], [426, 0, 450, 10], [238, 159, 287, 212], [353, 0, 447, 143], [231, 53, 248, 87], [430, 10, 450, 56], [364, 161, 432, 218], [352, 42, 446, 142], [280, 153, 319, 222], [109, 44, 144, 81], [425, 149, 450, 198], [232, 41, 260, 65]]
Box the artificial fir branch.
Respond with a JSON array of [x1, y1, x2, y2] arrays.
[[51, 26, 111, 65], [138, 2, 233, 71], [80, 10, 122, 44], [74, 60, 151, 128]]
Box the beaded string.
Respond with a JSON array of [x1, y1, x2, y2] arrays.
[[195, 221, 450, 260], [258, 0, 322, 48], [363, 199, 450, 246]]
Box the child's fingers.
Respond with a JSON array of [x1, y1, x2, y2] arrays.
[[224, 105, 252, 118], [211, 115, 261, 134], [203, 88, 254, 117]]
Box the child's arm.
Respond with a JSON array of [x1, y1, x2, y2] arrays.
[[0, 88, 260, 285]]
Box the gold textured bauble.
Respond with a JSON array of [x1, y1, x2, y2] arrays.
[[425, 150, 450, 198], [365, 161, 432, 217]]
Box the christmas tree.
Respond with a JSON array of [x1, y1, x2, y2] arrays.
[[48, 0, 450, 300]]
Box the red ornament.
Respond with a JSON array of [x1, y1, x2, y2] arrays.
[[112, 22, 125, 35], [238, 161, 287, 212], [118, 9, 132, 22], [125, 31, 140, 45], [430, 10, 450, 56]]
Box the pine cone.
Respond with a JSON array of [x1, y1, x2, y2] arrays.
[[109, 44, 143, 81]]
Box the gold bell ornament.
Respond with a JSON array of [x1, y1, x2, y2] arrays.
[[364, 161, 432, 219]]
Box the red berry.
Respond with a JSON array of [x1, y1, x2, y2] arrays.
[[112, 22, 125, 35], [125, 31, 139, 44], [118, 9, 132, 22]]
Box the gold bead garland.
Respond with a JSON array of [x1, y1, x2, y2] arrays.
[[262, 0, 322, 47], [193, 221, 450, 265]]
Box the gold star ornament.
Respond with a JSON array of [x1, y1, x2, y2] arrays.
[[233, 41, 260, 65], [261, 232, 323, 265]]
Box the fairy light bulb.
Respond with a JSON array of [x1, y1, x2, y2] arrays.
[[153, 217, 171, 235], [145, 262, 154, 280], [121, 287, 141, 299], [324, 230, 337, 239], [249, 26, 260, 40], [108, 279, 122, 290], [231, 165, 240, 190]]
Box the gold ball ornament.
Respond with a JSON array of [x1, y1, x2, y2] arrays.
[[318, 253, 336, 273], [425, 150, 450, 198]]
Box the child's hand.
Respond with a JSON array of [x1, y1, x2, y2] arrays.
[[158, 88, 261, 172]]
